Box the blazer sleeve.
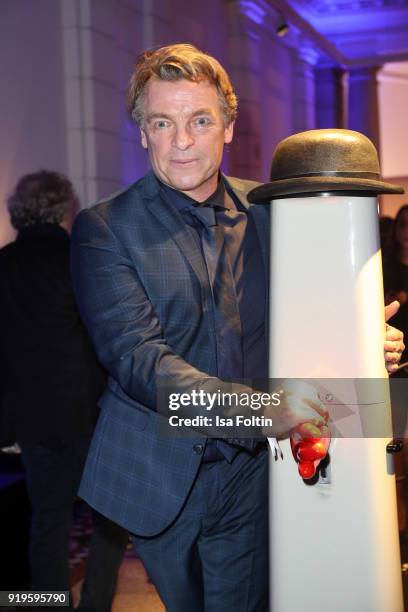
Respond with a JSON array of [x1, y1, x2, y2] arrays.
[[70, 206, 264, 444]]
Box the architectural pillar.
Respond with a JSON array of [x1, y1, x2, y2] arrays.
[[291, 47, 319, 133], [225, 2, 263, 180], [346, 66, 381, 150], [60, 0, 146, 207], [315, 67, 343, 129]]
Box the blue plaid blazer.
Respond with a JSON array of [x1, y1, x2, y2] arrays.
[[71, 171, 269, 536]]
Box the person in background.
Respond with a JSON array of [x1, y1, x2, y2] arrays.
[[379, 215, 394, 259], [0, 170, 129, 611], [384, 204, 408, 365], [382, 204, 408, 542]]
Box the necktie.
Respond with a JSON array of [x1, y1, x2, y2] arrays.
[[188, 205, 243, 381], [188, 205, 247, 463]]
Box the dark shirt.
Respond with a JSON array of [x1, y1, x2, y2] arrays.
[[159, 177, 267, 461], [159, 177, 267, 380], [0, 223, 106, 446]]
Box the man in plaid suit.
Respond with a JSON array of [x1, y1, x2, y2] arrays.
[[71, 44, 404, 611]]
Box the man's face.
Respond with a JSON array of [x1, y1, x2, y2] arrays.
[[140, 78, 234, 202]]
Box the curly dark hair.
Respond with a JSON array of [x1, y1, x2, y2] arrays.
[[7, 170, 75, 230], [393, 205, 408, 247]]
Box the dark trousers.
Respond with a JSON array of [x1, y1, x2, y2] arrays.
[[78, 511, 129, 612], [133, 447, 269, 612], [20, 436, 128, 611]]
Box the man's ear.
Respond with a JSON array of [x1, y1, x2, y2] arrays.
[[140, 128, 148, 149], [224, 121, 234, 145]]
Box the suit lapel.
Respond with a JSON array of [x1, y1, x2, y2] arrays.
[[224, 175, 271, 345], [224, 175, 270, 278], [143, 172, 210, 289], [142, 172, 270, 343]]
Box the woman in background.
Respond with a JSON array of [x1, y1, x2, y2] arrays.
[[383, 204, 408, 540], [384, 204, 408, 365]]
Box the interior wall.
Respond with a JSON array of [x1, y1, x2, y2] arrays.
[[259, 36, 293, 180], [0, 0, 329, 245], [380, 178, 408, 218], [0, 0, 67, 247], [378, 61, 408, 217], [60, 0, 147, 206]]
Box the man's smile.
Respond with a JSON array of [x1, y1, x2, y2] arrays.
[[170, 159, 198, 165]]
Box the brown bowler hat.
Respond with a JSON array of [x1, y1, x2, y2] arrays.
[[247, 129, 404, 202]]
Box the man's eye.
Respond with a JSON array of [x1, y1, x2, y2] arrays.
[[194, 117, 210, 127], [154, 120, 170, 129]]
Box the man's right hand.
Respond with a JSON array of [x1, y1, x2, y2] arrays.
[[263, 380, 329, 439]]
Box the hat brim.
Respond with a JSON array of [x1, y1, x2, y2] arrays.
[[247, 176, 404, 203]]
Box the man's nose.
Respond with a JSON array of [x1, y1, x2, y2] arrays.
[[172, 125, 194, 150]]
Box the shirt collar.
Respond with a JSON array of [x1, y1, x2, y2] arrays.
[[158, 175, 229, 213]]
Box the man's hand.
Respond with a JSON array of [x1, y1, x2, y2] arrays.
[[385, 301, 405, 373], [263, 381, 329, 439]]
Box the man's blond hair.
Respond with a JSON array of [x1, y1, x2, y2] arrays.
[[127, 43, 237, 127]]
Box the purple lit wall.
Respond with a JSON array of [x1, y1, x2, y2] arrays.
[[1, 0, 405, 233], [378, 62, 408, 216], [0, 0, 67, 246]]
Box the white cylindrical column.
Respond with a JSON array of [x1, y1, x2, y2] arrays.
[[268, 194, 403, 612]]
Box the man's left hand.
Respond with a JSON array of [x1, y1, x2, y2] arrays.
[[384, 301, 405, 373]]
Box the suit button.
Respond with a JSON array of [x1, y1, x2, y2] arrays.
[[193, 443, 204, 454]]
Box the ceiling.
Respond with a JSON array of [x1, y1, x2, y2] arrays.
[[269, 0, 408, 66]]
